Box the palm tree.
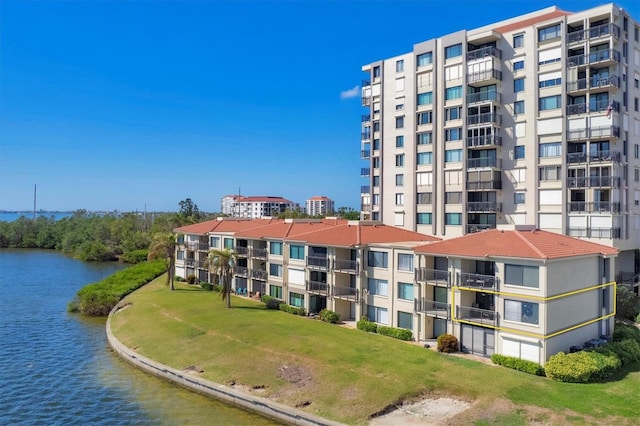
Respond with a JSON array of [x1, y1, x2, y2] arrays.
[[204, 248, 237, 308], [148, 232, 177, 291]]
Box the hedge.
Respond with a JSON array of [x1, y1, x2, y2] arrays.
[[544, 351, 621, 383], [437, 333, 459, 353], [356, 317, 378, 333], [377, 326, 413, 341], [279, 303, 306, 316], [613, 323, 640, 343], [261, 294, 281, 310], [200, 282, 213, 291], [491, 354, 545, 376], [593, 339, 640, 366], [319, 309, 341, 324]]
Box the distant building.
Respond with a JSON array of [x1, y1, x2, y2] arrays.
[[220, 195, 298, 219], [305, 196, 334, 216]]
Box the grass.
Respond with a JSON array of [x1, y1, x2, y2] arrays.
[[110, 277, 640, 425]]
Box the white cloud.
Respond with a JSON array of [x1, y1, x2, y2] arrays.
[[340, 85, 360, 100]]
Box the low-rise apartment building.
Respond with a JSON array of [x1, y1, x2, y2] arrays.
[[220, 195, 299, 218]]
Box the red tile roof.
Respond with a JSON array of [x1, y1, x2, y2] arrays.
[[175, 218, 278, 234], [236, 196, 294, 203], [414, 229, 618, 260], [494, 9, 571, 34], [234, 219, 345, 239], [286, 223, 441, 246]]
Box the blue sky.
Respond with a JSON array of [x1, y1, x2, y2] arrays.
[[1, 0, 638, 213]]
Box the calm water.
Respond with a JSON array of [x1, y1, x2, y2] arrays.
[[0, 249, 277, 425], [0, 212, 73, 222]]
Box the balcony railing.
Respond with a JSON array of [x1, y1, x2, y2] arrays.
[[458, 272, 497, 290], [251, 269, 268, 280], [415, 268, 450, 286], [567, 23, 620, 43], [467, 224, 496, 233], [361, 150, 371, 159], [361, 168, 370, 177], [567, 152, 587, 163], [185, 258, 204, 268], [466, 180, 502, 190], [467, 112, 501, 126], [307, 255, 329, 269], [467, 134, 502, 148], [235, 266, 248, 277], [186, 242, 210, 251], [251, 247, 268, 259], [467, 157, 500, 169], [590, 74, 620, 88], [467, 201, 502, 212], [361, 114, 371, 123], [567, 126, 620, 140], [467, 46, 502, 61], [567, 227, 621, 239], [567, 176, 620, 188], [307, 280, 329, 294], [466, 91, 501, 104], [567, 103, 588, 115], [568, 150, 621, 164], [415, 298, 450, 319], [567, 49, 620, 68], [567, 202, 621, 213], [467, 68, 502, 84], [567, 100, 619, 116], [234, 246, 248, 256], [334, 258, 358, 274], [361, 132, 371, 141], [567, 201, 587, 212], [333, 285, 358, 301], [361, 185, 370, 194], [457, 306, 497, 326]]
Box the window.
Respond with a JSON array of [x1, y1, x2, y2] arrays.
[[289, 292, 304, 308], [417, 92, 433, 105], [635, 97, 638, 112], [417, 192, 432, 204], [396, 135, 404, 148], [395, 174, 404, 186], [417, 213, 432, 224], [372, 157, 380, 169], [445, 85, 462, 100], [177, 250, 185, 260], [513, 60, 524, 71], [505, 264, 539, 288], [514, 100, 525, 114], [445, 192, 462, 204], [445, 43, 462, 59], [417, 111, 433, 125], [177, 234, 185, 244], [373, 66, 381, 78], [445, 128, 462, 141], [396, 59, 404, 72], [367, 251, 388, 268], [397, 254, 413, 271], [396, 154, 405, 167], [635, 168, 639, 183], [224, 238, 234, 249], [367, 305, 388, 324], [514, 78, 525, 92], [513, 33, 524, 48], [445, 213, 462, 225], [269, 263, 283, 277], [398, 282, 414, 300], [372, 194, 380, 205], [417, 52, 433, 66], [539, 142, 562, 157], [395, 193, 404, 205], [539, 165, 561, 181], [373, 138, 380, 150], [539, 95, 561, 111], [538, 24, 561, 42], [269, 285, 282, 299], [417, 132, 432, 145], [395, 116, 404, 128], [635, 144, 639, 159], [445, 106, 462, 120], [368, 278, 388, 296], [209, 236, 219, 248], [417, 152, 433, 165], [515, 145, 525, 159], [289, 244, 304, 260], [445, 149, 462, 163], [270, 241, 283, 255], [398, 311, 413, 330], [505, 300, 539, 325], [539, 77, 562, 88], [372, 176, 380, 187], [514, 192, 526, 204], [395, 100, 404, 111]]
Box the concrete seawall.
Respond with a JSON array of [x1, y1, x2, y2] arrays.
[[106, 306, 346, 426]]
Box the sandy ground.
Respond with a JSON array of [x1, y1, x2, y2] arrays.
[[369, 397, 472, 425]]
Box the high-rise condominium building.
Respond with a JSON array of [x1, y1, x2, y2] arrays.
[[305, 196, 335, 216], [220, 195, 299, 219], [360, 3, 640, 282]]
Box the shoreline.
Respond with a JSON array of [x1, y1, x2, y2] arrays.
[[106, 303, 346, 426]]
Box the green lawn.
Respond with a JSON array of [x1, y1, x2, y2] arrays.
[[110, 277, 640, 425]]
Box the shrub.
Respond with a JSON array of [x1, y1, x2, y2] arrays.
[[545, 351, 621, 383], [356, 317, 378, 333], [261, 294, 282, 310], [121, 249, 149, 264], [377, 326, 413, 341], [613, 323, 640, 343], [279, 303, 306, 316], [186, 274, 197, 284], [437, 334, 459, 353], [491, 354, 545, 376], [319, 309, 341, 324], [200, 282, 213, 291], [175, 276, 185, 282], [594, 339, 640, 366]]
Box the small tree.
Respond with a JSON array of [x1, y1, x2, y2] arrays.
[[204, 248, 237, 308], [616, 285, 640, 321], [147, 232, 177, 291]]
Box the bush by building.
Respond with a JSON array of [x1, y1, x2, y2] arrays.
[[437, 334, 459, 353], [356, 317, 378, 333], [261, 294, 282, 310], [544, 351, 621, 383], [377, 326, 413, 341], [279, 303, 306, 316], [491, 354, 545, 376], [318, 309, 341, 324]]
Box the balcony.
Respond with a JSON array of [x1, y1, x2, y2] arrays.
[[567, 201, 587, 212], [567, 176, 620, 188], [567, 202, 621, 213], [466, 180, 502, 190], [307, 255, 329, 270], [361, 185, 370, 194], [186, 242, 210, 251], [458, 272, 497, 290], [415, 298, 450, 319], [466, 91, 501, 105], [589, 22, 620, 39], [567, 49, 620, 68], [467, 68, 502, 85], [307, 280, 329, 295], [415, 268, 450, 287], [361, 131, 371, 142], [467, 134, 502, 148], [234, 246, 248, 257], [334, 258, 358, 274], [467, 202, 501, 212], [567, 126, 620, 140], [467, 112, 501, 126], [467, 224, 496, 233], [361, 114, 371, 124], [361, 168, 370, 177], [251, 248, 268, 259], [567, 29, 587, 44], [467, 157, 500, 169], [467, 46, 502, 61], [590, 74, 620, 89], [333, 285, 358, 301], [589, 150, 621, 163], [567, 152, 588, 164], [566, 103, 588, 116], [567, 227, 621, 239], [251, 269, 268, 281], [185, 258, 204, 268], [456, 305, 497, 327], [235, 266, 248, 277], [361, 150, 371, 160]]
